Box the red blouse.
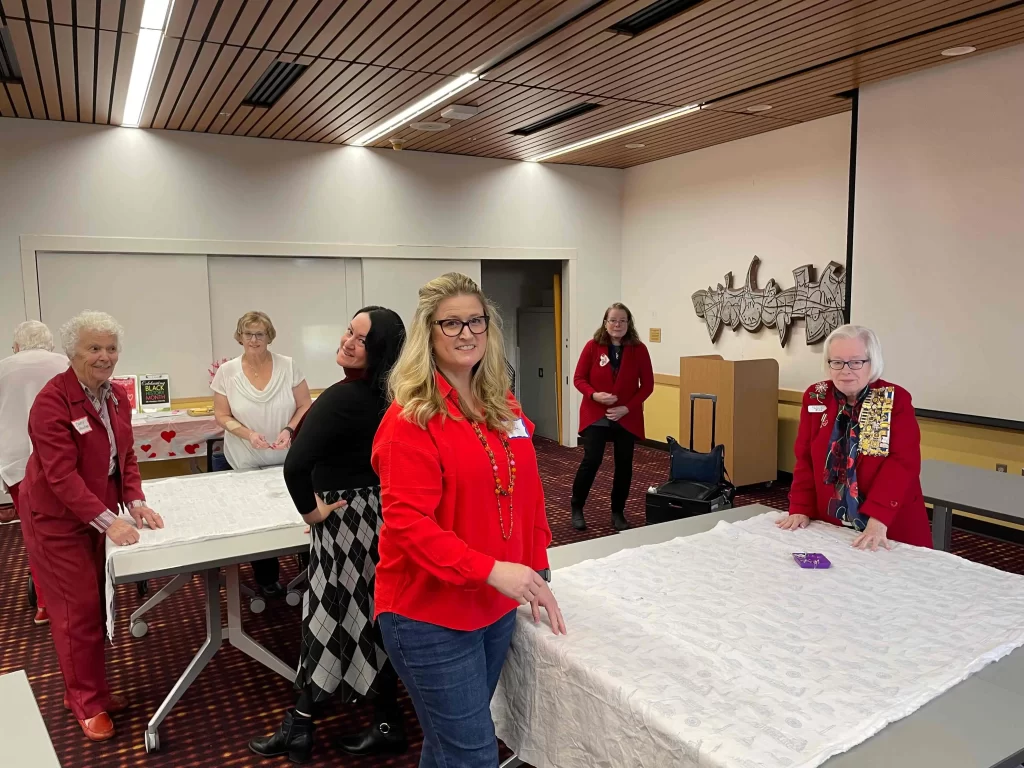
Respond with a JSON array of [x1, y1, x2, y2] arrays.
[[788, 379, 932, 548], [371, 372, 552, 631]]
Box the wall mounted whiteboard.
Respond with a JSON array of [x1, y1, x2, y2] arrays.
[[208, 256, 359, 390], [37, 252, 214, 397], [361, 258, 482, 331]]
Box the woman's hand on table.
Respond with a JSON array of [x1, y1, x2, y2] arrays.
[[487, 562, 547, 602], [271, 429, 292, 450], [776, 514, 811, 531], [530, 583, 568, 636], [248, 432, 271, 450], [853, 518, 891, 551], [106, 518, 141, 546], [129, 504, 164, 530]]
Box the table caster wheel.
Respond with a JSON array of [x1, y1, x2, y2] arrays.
[[250, 597, 266, 614], [286, 590, 301, 607], [145, 730, 160, 753], [130, 619, 149, 638]]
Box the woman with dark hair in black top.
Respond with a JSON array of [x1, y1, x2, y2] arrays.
[[249, 306, 407, 763]]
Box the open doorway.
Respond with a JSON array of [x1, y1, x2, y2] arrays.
[[481, 260, 563, 442]]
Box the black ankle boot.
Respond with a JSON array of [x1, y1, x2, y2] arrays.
[[338, 719, 408, 757], [249, 710, 315, 763], [571, 504, 587, 531], [612, 510, 630, 531]]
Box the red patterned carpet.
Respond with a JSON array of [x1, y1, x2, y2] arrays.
[[2, 440, 1023, 767]]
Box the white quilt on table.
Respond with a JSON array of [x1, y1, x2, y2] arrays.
[[104, 467, 304, 638], [493, 512, 1024, 768]]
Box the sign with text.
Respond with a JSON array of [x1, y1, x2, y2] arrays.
[[139, 374, 171, 413], [110, 375, 139, 411]]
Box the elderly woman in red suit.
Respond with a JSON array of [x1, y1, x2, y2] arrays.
[[19, 311, 164, 742], [570, 303, 654, 532], [778, 324, 931, 550]]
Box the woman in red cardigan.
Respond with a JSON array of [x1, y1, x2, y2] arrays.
[[571, 303, 654, 532], [778, 324, 932, 550], [372, 272, 566, 767]]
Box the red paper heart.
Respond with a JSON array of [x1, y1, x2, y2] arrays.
[[160, 430, 176, 443], [168, 452, 176, 457], [184, 444, 199, 455], [148, 452, 157, 458], [140, 444, 152, 452]]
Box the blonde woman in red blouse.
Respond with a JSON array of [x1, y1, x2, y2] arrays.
[[570, 303, 654, 531], [372, 272, 566, 768]]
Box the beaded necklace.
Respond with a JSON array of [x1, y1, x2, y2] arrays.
[[470, 421, 516, 540]]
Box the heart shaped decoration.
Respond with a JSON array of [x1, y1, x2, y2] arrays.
[[148, 452, 157, 458], [168, 452, 176, 457], [160, 430, 176, 443], [184, 444, 200, 455], [140, 444, 152, 452]]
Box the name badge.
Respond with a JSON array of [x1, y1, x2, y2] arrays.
[[72, 417, 92, 435], [508, 418, 530, 439], [807, 405, 827, 413]]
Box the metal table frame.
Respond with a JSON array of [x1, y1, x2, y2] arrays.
[[922, 459, 1024, 551]]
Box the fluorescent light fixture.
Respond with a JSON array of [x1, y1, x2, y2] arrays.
[[940, 45, 976, 56], [527, 103, 702, 162], [351, 73, 480, 146], [122, 0, 174, 128], [746, 104, 772, 112]]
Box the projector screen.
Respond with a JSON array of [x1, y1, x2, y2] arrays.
[[852, 46, 1024, 424]]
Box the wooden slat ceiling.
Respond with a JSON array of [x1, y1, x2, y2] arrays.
[[1, 1, 1022, 168]]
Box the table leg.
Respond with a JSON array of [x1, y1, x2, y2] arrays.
[[145, 569, 223, 751], [224, 564, 295, 680], [932, 504, 953, 551], [129, 572, 191, 631]]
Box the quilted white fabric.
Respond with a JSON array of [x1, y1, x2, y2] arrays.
[[493, 511, 1024, 768]]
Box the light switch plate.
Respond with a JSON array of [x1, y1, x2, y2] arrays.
[[996, 464, 1007, 472]]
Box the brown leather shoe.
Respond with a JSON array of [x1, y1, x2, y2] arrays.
[[78, 712, 115, 741], [65, 693, 128, 715]]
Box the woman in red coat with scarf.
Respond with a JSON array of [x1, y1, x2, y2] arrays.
[[571, 303, 654, 532], [778, 324, 931, 550], [20, 311, 163, 742]]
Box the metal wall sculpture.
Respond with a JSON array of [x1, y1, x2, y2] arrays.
[[691, 256, 846, 347]]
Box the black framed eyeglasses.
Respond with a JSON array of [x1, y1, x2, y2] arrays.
[[828, 359, 870, 371], [435, 315, 489, 337]]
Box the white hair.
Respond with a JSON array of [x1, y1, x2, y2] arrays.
[[13, 320, 54, 352], [60, 311, 124, 358], [823, 324, 884, 382]]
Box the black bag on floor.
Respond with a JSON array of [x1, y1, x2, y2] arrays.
[[646, 394, 734, 525]]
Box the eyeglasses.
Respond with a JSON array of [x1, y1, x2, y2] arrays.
[[435, 316, 489, 337], [242, 332, 266, 341], [828, 359, 870, 371], [606, 319, 628, 326]]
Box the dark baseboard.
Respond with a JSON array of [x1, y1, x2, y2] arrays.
[[776, 470, 793, 485]]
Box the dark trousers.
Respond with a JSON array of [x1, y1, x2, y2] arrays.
[[210, 451, 280, 587], [380, 610, 516, 768], [571, 423, 636, 515]]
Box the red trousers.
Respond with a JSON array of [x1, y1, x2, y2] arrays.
[[20, 476, 118, 720], [9, 483, 46, 610]]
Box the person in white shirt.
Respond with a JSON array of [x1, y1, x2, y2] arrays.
[[212, 311, 312, 598], [0, 320, 71, 625]]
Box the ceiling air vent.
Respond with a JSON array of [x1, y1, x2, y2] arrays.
[[608, 0, 708, 37], [0, 27, 23, 83], [241, 60, 308, 108], [510, 103, 601, 136]]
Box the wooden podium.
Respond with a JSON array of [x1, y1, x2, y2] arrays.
[[678, 355, 779, 487]]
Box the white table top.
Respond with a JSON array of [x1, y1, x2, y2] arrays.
[[921, 459, 1024, 524], [0, 670, 61, 768], [550, 504, 1024, 768]]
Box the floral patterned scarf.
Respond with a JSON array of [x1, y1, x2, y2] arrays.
[[824, 386, 871, 532]]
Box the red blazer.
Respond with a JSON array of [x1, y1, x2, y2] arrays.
[[21, 367, 144, 526], [573, 339, 654, 439], [372, 373, 552, 632], [788, 378, 931, 548]]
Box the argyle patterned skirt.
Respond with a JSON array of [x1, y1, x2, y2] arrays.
[[294, 485, 389, 704]]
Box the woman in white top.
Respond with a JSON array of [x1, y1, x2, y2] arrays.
[[212, 310, 312, 597]]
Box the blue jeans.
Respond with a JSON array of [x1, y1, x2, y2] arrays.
[[380, 609, 517, 768]]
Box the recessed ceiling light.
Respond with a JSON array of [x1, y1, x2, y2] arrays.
[[625, 143, 645, 148], [218, 112, 231, 117], [409, 121, 450, 132], [941, 46, 976, 56], [746, 104, 772, 112]]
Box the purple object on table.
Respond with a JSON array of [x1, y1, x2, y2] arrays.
[[793, 552, 831, 569]]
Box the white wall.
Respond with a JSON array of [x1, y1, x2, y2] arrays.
[[0, 119, 623, 391], [853, 43, 1024, 423], [621, 113, 851, 390]]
